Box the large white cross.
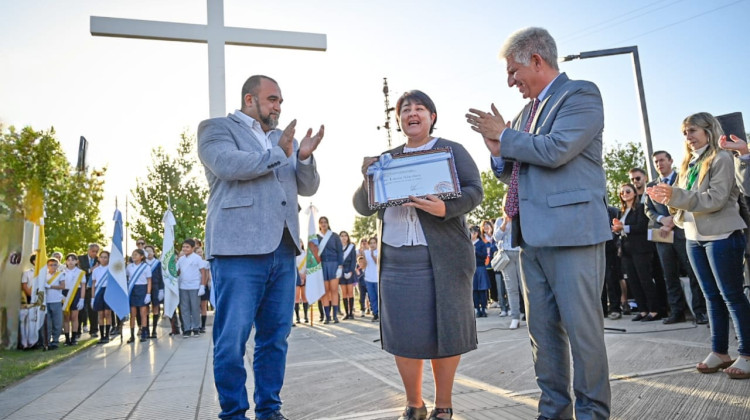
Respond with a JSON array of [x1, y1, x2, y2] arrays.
[[91, 0, 327, 117]]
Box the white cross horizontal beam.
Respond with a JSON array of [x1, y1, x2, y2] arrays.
[[90, 16, 327, 51]]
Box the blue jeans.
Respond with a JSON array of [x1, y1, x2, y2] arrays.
[[365, 281, 378, 315], [687, 230, 750, 356], [211, 238, 296, 420]]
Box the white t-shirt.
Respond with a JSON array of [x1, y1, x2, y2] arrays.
[[44, 270, 65, 303], [92, 265, 110, 289], [364, 249, 378, 283], [127, 262, 151, 286], [177, 253, 204, 290]]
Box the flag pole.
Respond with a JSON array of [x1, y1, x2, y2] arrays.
[[309, 202, 314, 327], [125, 194, 129, 258]]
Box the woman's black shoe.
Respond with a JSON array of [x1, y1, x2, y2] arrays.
[[641, 313, 661, 322], [631, 313, 646, 321]]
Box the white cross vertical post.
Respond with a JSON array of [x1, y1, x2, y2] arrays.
[[90, 0, 327, 117]]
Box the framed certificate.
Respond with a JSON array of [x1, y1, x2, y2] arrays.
[[366, 147, 462, 210]]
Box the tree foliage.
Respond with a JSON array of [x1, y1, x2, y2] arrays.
[[0, 125, 106, 254], [468, 169, 507, 226], [351, 214, 377, 242], [129, 131, 208, 252], [603, 141, 647, 205]]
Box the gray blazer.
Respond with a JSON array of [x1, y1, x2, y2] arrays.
[[353, 138, 483, 357], [492, 73, 610, 247], [198, 112, 320, 258], [734, 155, 750, 196], [669, 150, 746, 236]]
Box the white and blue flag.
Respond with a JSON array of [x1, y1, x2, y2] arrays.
[[104, 209, 129, 319], [161, 209, 180, 318]]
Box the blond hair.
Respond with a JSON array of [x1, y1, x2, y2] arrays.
[[678, 112, 724, 188]]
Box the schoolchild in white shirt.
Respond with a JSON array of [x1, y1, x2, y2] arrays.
[[176, 239, 207, 337], [126, 249, 152, 343], [62, 254, 86, 345], [144, 245, 165, 338], [92, 250, 112, 344], [43, 258, 66, 349]]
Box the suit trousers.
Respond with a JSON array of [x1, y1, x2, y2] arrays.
[[78, 287, 98, 333], [655, 238, 706, 316], [500, 250, 522, 320], [521, 241, 610, 420], [622, 251, 661, 314]]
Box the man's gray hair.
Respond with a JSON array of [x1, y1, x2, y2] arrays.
[[499, 27, 559, 71], [88, 243, 100, 250]]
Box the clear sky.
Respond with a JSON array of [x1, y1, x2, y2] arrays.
[[2, 0, 749, 248]]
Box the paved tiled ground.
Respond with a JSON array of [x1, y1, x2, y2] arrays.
[[1, 309, 749, 419]]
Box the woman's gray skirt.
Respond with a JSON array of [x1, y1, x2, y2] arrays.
[[380, 243, 440, 359]]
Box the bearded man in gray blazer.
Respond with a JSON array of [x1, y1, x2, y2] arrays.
[[467, 27, 611, 420], [198, 75, 323, 420]]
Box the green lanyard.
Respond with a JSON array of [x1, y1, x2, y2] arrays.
[[685, 163, 701, 191], [686, 150, 709, 190]]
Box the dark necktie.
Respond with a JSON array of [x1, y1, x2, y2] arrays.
[[504, 98, 540, 218]]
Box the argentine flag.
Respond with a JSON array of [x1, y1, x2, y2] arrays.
[[104, 209, 129, 319]]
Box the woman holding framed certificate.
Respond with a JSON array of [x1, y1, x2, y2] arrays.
[[353, 90, 483, 420]]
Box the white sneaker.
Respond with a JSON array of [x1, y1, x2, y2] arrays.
[[490, 302, 500, 308], [509, 319, 520, 329], [499, 310, 508, 317]]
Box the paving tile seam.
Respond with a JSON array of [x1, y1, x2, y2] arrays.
[[193, 332, 214, 420], [120, 337, 191, 419], [453, 374, 539, 409], [56, 339, 184, 420], [610, 364, 695, 381]]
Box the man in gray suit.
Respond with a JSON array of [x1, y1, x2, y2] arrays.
[[644, 151, 708, 325], [467, 27, 611, 420], [198, 75, 323, 420]]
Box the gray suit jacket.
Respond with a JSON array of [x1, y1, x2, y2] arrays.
[[198, 112, 320, 258], [492, 73, 610, 247]]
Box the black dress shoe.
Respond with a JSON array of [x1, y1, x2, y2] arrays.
[[642, 313, 661, 322], [663, 314, 686, 324], [695, 313, 709, 325], [632, 313, 646, 321]]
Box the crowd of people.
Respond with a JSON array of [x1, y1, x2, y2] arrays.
[[18, 236, 216, 350], [293, 223, 380, 325], [13, 27, 750, 420]]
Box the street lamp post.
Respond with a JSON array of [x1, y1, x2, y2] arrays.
[[561, 46, 656, 181]]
